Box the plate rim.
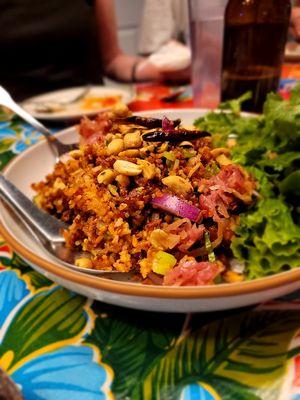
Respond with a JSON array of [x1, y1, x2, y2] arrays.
[[1, 219, 300, 298], [0, 108, 299, 299]]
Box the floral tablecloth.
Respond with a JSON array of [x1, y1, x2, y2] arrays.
[[1, 77, 300, 400]]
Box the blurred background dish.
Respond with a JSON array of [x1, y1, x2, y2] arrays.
[[22, 86, 132, 121]]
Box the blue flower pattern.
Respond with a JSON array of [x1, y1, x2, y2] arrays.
[[0, 270, 29, 326], [0, 122, 42, 154], [180, 383, 219, 400], [0, 270, 111, 400], [12, 346, 108, 400]]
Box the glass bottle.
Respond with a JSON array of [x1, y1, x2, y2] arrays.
[[221, 0, 291, 112]]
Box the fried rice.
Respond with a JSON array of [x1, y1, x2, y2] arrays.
[[32, 105, 256, 286]]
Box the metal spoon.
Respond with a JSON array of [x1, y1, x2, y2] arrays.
[[0, 174, 122, 276], [0, 86, 77, 160]]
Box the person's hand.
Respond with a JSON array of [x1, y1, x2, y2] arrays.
[[290, 7, 300, 41], [160, 66, 191, 85], [139, 40, 191, 84], [135, 59, 190, 84], [104, 53, 190, 84]]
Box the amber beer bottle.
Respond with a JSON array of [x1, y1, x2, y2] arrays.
[[221, 0, 291, 112]]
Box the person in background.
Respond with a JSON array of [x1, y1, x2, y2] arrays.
[[138, 0, 189, 55], [0, 0, 166, 101], [138, 0, 190, 84], [290, 0, 300, 40]]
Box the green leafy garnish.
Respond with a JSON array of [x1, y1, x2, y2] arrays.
[[162, 151, 176, 162], [204, 231, 216, 262], [182, 149, 194, 159], [232, 199, 300, 279], [195, 88, 300, 279], [219, 91, 252, 114], [205, 162, 220, 178]]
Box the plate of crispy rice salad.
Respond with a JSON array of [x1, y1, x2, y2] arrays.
[[0, 91, 299, 312]]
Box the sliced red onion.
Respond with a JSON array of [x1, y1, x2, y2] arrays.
[[162, 116, 175, 132], [152, 194, 201, 222]]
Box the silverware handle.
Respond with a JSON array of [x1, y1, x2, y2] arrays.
[[8, 101, 52, 137], [0, 174, 66, 242], [0, 87, 51, 137], [0, 85, 60, 159]]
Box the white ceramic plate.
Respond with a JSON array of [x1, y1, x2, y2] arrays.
[[0, 109, 299, 312], [22, 86, 132, 121]]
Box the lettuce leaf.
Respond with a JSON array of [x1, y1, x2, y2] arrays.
[[279, 170, 300, 198], [194, 89, 300, 279], [262, 92, 300, 151], [257, 152, 300, 172], [232, 199, 300, 279]]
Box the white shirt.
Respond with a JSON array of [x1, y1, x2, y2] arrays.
[[138, 0, 189, 55]]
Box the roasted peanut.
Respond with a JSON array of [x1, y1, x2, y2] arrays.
[[227, 138, 237, 148], [140, 144, 155, 155], [34, 194, 43, 208], [124, 131, 142, 149], [108, 184, 119, 196], [162, 175, 193, 195], [92, 165, 103, 173], [188, 162, 202, 178], [68, 149, 83, 159], [158, 142, 169, 153], [223, 270, 244, 283], [112, 103, 129, 117], [75, 258, 93, 269], [216, 154, 232, 166], [115, 174, 130, 187], [119, 149, 140, 158], [211, 147, 231, 157], [187, 156, 199, 167], [53, 178, 66, 190], [107, 138, 124, 155], [97, 169, 116, 184], [113, 160, 142, 176], [137, 159, 156, 180], [179, 141, 194, 148], [105, 133, 114, 143], [149, 229, 180, 250]]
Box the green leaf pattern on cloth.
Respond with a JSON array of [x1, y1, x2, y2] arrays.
[[1, 106, 300, 400]]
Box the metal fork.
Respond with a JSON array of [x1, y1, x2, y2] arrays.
[[0, 173, 124, 276], [0, 86, 77, 160]]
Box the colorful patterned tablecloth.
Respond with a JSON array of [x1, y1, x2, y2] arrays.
[[1, 76, 300, 400]]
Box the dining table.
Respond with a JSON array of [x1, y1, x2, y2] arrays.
[[0, 64, 300, 400]]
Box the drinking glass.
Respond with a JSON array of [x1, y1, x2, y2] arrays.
[[188, 0, 228, 108]]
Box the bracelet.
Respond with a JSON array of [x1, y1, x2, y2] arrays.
[[131, 60, 141, 83]]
